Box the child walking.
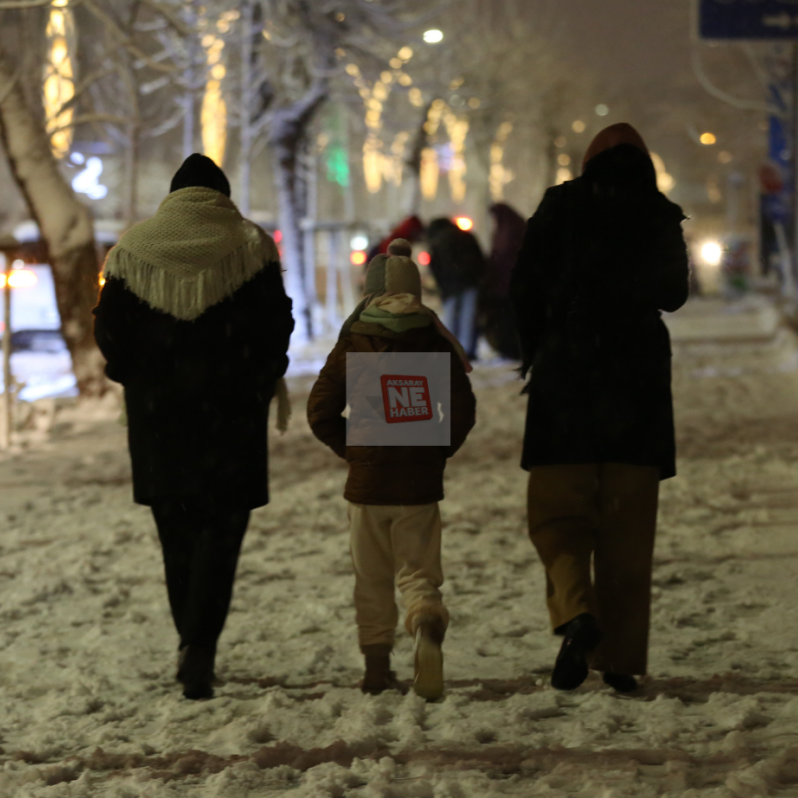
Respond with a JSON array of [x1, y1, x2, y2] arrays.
[[308, 240, 476, 700]]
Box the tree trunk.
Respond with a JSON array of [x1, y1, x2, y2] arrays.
[[404, 104, 430, 216], [274, 137, 311, 341], [269, 78, 328, 342], [183, 91, 195, 158], [239, 0, 254, 216], [0, 51, 107, 397], [124, 122, 140, 230]]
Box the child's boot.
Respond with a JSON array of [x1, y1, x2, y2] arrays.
[[362, 650, 407, 695], [413, 618, 445, 701]]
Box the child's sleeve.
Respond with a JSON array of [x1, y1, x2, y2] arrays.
[[446, 343, 476, 457], [307, 341, 348, 459]]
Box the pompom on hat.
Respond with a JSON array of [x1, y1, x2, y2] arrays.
[[387, 238, 412, 256]]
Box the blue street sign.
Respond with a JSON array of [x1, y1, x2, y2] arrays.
[[763, 113, 794, 224], [701, 1, 798, 40]]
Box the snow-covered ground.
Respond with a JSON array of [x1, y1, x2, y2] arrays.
[[1, 297, 798, 797]]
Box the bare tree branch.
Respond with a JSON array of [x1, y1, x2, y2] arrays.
[[0, 62, 21, 107], [0, 0, 64, 8], [691, 47, 773, 115]]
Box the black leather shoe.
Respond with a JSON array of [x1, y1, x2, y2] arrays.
[[551, 613, 602, 691], [603, 672, 638, 692], [177, 645, 215, 700]]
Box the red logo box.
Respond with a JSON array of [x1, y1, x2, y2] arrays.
[[380, 374, 432, 424]]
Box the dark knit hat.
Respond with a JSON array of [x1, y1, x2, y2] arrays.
[[170, 153, 231, 197]]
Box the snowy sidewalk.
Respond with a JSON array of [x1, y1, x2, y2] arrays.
[[1, 298, 798, 797]]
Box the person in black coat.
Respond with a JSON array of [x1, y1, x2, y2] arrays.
[[93, 154, 294, 699], [484, 203, 526, 359], [427, 218, 486, 360], [510, 124, 689, 693]]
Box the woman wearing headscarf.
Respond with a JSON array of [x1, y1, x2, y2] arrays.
[[510, 124, 690, 692], [485, 203, 526, 359], [93, 154, 294, 699]]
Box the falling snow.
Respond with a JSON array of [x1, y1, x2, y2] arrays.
[[1, 297, 798, 796]]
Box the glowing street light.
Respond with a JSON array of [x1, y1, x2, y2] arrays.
[[423, 29, 444, 43], [0, 270, 38, 289], [700, 241, 723, 267], [350, 234, 369, 251], [700, 132, 717, 146], [455, 216, 473, 231]]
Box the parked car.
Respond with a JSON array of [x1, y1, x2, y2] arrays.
[[11, 329, 67, 354]]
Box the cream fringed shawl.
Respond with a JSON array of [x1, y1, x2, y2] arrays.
[[104, 186, 291, 431], [103, 187, 277, 320]]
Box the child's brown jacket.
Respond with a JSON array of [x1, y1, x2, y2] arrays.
[[307, 320, 476, 505]]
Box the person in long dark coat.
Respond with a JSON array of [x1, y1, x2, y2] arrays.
[[510, 123, 690, 693], [93, 154, 294, 699], [427, 218, 486, 360], [484, 203, 526, 359]]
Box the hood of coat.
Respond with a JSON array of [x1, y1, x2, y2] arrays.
[[426, 217, 460, 242], [348, 320, 441, 349], [582, 123, 648, 168], [579, 123, 657, 196]]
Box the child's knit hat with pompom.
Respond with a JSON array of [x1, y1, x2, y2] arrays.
[[363, 238, 418, 296], [339, 238, 420, 338]]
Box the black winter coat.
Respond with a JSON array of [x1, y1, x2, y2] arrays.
[[510, 145, 689, 479], [93, 263, 293, 507], [427, 220, 486, 298]]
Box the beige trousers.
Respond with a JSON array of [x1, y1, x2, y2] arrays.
[[348, 502, 449, 655], [527, 463, 659, 675]]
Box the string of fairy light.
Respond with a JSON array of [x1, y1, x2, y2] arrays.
[[200, 9, 239, 167], [41, 10, 480, 205], [417, 99, 470, 203], [43, 0, 75, 159], [490, 121, 513, 202], [345, 45, 420, 194]]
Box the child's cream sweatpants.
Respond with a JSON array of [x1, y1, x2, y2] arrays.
[[348, 502, 449, 655]]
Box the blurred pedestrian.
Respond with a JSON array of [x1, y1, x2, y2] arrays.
[[93, 153, 294, 699], [427, 218, 486, 360], [366, 214, 425, 261], [308, 239, 476, 701], [484, 203, 526, 359], [510, 123, 690, 692]]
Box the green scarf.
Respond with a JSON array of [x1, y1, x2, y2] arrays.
[[359, 304, 433, 333], [358, 293, 433, 333]]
